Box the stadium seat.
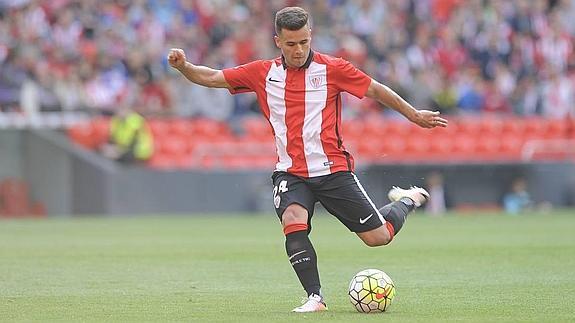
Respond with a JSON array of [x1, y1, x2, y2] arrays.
[[380, 135, 407, 161], [358, 137, 387, 162], [478, 117, 504, 135], [429, 136, 454, 155], [544, 119, 569, 139], [149, 119, 171, 137], [241, 116, 272, 139], [502, 119, 525, 137], [91, 118, 110, 145], [383, 121, 410, 136], [499, 134, 523, 159], [190, 118, 232, 139], [68, 123, 97, 149], [169, 119, 194, 138], [159, 136, 188, 155], [523, 117, 546, 138], [363, 116, 387, 137], [451, 135, 477, 160], [405, 135, 432, 160]]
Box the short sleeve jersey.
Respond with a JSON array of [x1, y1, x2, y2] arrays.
[[223, 50, 371, 178]]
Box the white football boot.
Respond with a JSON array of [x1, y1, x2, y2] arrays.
[[387, 186, 430, 207], [292, 293, 328, 313]]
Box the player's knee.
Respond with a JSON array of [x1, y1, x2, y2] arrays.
[[281, 204, 308, 226], [363, 237, 391, 247], [359, 231, 392, 247]]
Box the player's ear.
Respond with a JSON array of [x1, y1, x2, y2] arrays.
[[274, 35, 281, 49]]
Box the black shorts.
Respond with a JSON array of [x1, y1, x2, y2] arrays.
[[271, 171, 384, 233]]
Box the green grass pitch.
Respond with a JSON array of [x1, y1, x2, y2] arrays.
[[1, 210, 574, 322]]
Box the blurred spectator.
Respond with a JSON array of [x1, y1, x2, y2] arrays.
[[100, 106, 153, 164], [20, 61, 61, 116], [424, 171, 450, 216], [503, 178, 533, 214], [0, 0, 574, 121]]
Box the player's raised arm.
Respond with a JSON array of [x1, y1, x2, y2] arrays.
[[365, 79, 448, 129], [167, 48, 231, 89]]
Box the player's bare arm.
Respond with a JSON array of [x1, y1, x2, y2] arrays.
[[365, 79, 448, 129], [167, 48, 231, 89]]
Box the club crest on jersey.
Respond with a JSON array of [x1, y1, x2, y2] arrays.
[[309, 75, 325, 89]]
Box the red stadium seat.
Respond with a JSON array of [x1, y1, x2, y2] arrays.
[[429, 136, 454, 155], [68, 123, 97, 149], [499, 134, 523, 159], [523, 117, 546, 138], [405, 135, 432, 160], [159, 135, 188, 155], [358, 137, 387, 162], [169, 119, 194, 138], [149, 119, 171, 137], [241, 117, 272, 139], [190, 118, 232, 139], [544, 119, 569, 139], [341, 119, 365, 140], [91, 118, 110, 145], [383, 121, 410, 136], [502, 119, 525, 136], [478, 117, 504, 135], [456, 118, 482, 135], [451, 135, 477, 160], [380, 135, 407, 161]]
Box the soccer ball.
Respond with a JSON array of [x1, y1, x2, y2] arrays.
[[348, 269, 396, 313]]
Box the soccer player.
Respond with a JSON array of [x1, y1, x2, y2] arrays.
[[168, 7, 448, 313]]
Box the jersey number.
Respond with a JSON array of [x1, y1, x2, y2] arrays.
[[273, 180, 288, 209]]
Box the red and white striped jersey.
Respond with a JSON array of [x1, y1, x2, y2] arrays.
[[223, 50, 372, 178]]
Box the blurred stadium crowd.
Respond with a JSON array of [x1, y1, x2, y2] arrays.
[[0, 0, 574, 121]]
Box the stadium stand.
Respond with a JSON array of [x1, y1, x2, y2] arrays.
[[1, 0, 574, 168]]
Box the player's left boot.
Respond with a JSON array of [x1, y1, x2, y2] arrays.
[[387, 186, 430, 207], [292, 293, 328, 313]]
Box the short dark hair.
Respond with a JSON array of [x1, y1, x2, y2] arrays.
[[274, 7, 310, 35]]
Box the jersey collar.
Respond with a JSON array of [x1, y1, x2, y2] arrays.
[[281, 49, 314, 70]]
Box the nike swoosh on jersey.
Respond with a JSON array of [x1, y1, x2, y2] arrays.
[[359, 213, 374, 224], [268, 77, 281, 82]]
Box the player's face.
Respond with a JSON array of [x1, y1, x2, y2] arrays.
[[274, 25, 311, 68]]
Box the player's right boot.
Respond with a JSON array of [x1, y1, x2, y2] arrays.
[[292, 293, 328, 313], [387, 186, 430, 208]]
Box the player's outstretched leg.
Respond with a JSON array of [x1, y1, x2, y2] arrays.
[[381, 186, 430, 237], [356, 186, 429, 247]]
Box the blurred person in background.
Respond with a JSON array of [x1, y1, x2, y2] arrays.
[[100, 105, 153, 164], [168, 6, 447, 313], [503, 177, 533, 215], [424, 171, 451, 216]]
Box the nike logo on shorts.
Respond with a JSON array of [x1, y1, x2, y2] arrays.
[[359, 213, 374, 224]]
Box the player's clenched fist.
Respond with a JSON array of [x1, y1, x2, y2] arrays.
[[167, 48, 187, 70]]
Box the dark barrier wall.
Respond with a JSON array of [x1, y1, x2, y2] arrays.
[[0, 130, 23, 180], [2, 129, 573, 215], [359, 163, 575, 208]]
